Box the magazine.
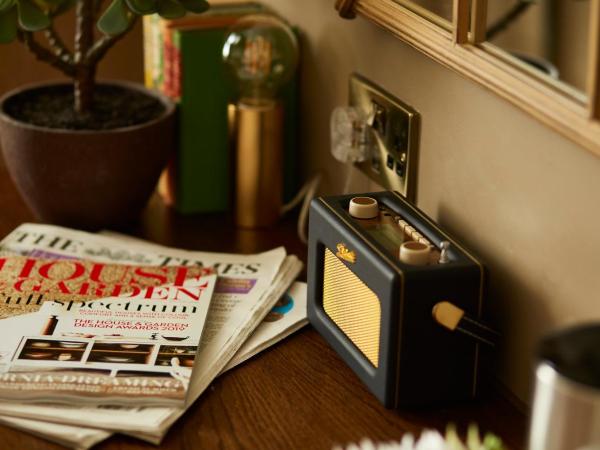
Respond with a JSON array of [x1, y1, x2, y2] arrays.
[[0, 223, 302, 444], [0, 271, 216, 407]]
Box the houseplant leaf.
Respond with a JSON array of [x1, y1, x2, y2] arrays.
[[97, 0, 130, 35], [125, 0, 157, 15], [124, 0, 156, 14], [0, 0, 15, 13], [157, 0, 185, 19], [178, 0, 207, 14], [16, 0, 50, 31], [0, 6, 17, 43]]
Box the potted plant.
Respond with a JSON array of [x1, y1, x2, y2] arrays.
[[0, 0, 209, 228]]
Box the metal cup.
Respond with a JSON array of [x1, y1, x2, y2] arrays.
[[529, 324, 600, 450]]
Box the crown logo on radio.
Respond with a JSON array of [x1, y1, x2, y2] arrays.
[[335, 243, 356, 264]]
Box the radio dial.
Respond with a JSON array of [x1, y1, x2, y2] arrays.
[[399, 241, 431, 265], [349, 197, 379, 219]]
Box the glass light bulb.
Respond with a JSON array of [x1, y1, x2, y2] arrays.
[[222, 14, 299, 101]]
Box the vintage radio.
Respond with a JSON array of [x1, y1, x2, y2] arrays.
[[307, 191, 496, 408]]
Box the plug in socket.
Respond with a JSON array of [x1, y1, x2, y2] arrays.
[[349, 74, 420, 202]]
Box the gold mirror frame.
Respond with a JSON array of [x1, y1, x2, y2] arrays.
[[335, 0, 600, 156]]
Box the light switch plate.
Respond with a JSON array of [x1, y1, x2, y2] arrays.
[[349, 74, 420, 202]]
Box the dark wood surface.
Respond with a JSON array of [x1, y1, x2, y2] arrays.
[[0, 167, 527, 450]]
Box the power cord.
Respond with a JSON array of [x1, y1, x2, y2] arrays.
[[281, 173, 322, 244]]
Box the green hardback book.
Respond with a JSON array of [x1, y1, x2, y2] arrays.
[[144, 4, 298, 214]]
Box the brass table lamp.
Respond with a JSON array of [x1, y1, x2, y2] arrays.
[[223, 15, 299, 228]]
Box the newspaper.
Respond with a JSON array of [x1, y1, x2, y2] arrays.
[[0, 415, 111, 450], [0, 223, 302, 445], [100, 230, 308, 372], [99, 230, 309, 373], [222, 281, 307, 372]]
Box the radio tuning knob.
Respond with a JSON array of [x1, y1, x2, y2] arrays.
[[349, 197, 379, 219], [439, 241, 451, 264], [399, 241, 431, 265]]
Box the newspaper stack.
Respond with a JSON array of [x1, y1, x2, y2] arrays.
[[0, 223, 306, 449]]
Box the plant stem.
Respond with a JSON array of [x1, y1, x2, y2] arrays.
[[43, 25, 73, 64], [17, 31, 75, 77], [74, 0, 96, 114], [87, 16, 138, 65]]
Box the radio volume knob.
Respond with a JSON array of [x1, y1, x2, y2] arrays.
[[399, 241, 431, 265], [349, 197, 379, 219]]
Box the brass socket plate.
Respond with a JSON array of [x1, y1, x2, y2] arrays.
[[349, 74, 420, 202]]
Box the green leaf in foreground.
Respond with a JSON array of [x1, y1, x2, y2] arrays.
[[97, 0, 130, 35], [125, 0, 157, 15], [157, 0, 185, 19], [178, 0, 208, 14], [16, 0, 50, 31], [0, 0, 15, 13]]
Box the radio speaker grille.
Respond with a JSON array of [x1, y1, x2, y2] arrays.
[[323, 247, 381, 367]]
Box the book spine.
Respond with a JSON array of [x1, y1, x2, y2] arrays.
[[171, 29, 183, 102], [163, 23, 174, 98], [158, 25, 180, 206], [142, 16, 154, 89], [142, 16, 165, 91]]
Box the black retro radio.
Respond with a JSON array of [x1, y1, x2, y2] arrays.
[[307, 191, 496, 408]]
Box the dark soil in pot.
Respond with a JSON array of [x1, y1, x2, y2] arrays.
[[0, 81, 175, 230], [3, 84, 165, 130]]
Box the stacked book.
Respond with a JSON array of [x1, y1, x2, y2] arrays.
[[0, 223, 305, 448], [143, 2, 299, 213]]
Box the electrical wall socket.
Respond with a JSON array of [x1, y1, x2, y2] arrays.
[[350, 74, 420, 202]]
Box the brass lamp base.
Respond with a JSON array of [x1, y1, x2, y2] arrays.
[[230, 99, 283, 228]]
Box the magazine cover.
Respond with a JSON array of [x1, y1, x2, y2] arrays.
[[0, 272, 216, 407]]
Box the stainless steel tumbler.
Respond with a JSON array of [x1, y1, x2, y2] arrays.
[[529, 324, 600, 450]]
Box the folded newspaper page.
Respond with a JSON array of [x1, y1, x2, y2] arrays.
[[0, 415, 110, 450], [0, 272, 216, 407], [222, 281, 307, 372], [0, 223, 302, 445]]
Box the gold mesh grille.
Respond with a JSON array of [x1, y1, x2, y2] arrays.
[[323, 247, 381, 367]]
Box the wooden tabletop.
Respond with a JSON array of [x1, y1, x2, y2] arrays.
[[0, 168, 527, 450]]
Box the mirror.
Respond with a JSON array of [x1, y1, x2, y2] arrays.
[[394, 0, 590, 94], [485, 0, 590, 94], [339, 0, 600, 155]]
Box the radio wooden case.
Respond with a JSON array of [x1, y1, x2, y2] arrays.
[[307, 191, 485, 408]]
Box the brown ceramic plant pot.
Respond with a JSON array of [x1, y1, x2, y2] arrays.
[[0, 80, 175, 230]]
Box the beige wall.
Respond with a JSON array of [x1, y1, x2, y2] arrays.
[[1, 1, 599, 404], [261, 0, 600, 403]]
